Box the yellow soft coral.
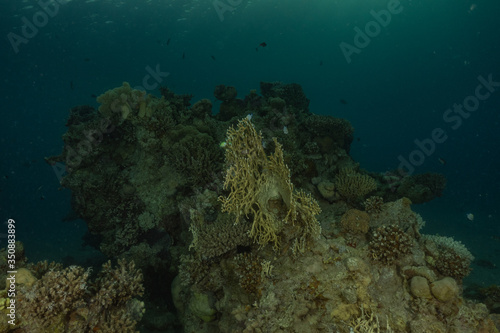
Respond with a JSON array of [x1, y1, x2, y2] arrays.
[[219, 117, 321, 251]]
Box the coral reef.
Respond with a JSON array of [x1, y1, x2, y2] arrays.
[[303, 114, 354, 153], [45, 81, 484, 333], [96, 81, 149, 121], [397, 173, 447, 204], [214, 84, 237, 102], [173, 197, 495, 332], [375, 170, 447, 204], [260, 81, 310, 113], [0, 258, 144, 333], [45, 81, 437, 269]]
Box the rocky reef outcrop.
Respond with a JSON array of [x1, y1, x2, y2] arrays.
[[36, 81, 480, 332]]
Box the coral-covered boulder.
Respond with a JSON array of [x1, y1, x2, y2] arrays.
[[340, 209, 370, 235], [431, 277, 459, 302]]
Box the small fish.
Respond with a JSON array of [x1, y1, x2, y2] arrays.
[[210, 55, 216, 61], [466, 213, 474, 221], [340, 99, 347, 105], [219, 141, 228, 148], [475, 259, 496, 269], [70, 81, 74, 90], [438, 157, 446, 165], [84, 58, 90, 62], [246, 113, 253, 121], [91, 94, 97, 98], [256, 42, 267, 51], [182, 52, 185, 59], [166, 38, 171, 45], [319, 60, 323, 66], [283, 126, 288, 135]]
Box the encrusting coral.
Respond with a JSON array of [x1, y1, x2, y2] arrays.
[[219, 117, 321, 250]]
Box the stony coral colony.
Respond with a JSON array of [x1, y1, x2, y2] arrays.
[[0, 258, 144, 333], [6, 81, 491, 333]]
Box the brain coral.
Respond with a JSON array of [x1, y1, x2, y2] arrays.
[[340, 209, 370, 235]]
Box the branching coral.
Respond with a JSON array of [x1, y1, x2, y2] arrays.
[[219, 117, 321, 250], [369, 225, 413, 264], [17, 259, 144, 333], [350, 307, 394, 333], [422, 235, 474, 280], [363, 196, 383, 215], [17, 265, 90, 331]]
